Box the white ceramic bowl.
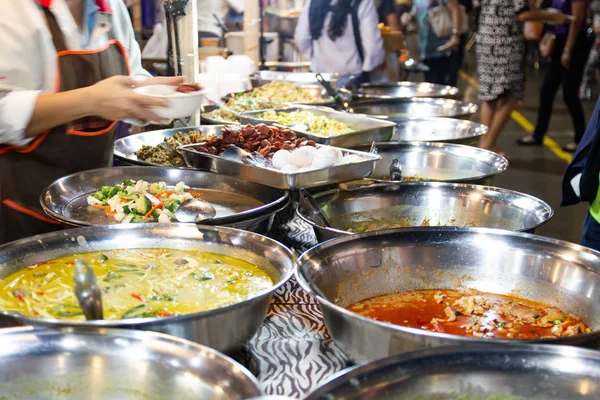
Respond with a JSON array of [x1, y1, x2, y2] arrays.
[[133, 84, 205, 119]]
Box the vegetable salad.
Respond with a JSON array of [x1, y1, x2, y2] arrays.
[[87, 180, 198, 223]]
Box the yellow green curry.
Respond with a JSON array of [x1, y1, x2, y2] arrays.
[[0, 249, 273, 320]]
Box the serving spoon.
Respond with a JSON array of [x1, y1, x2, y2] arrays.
[[316, 73, 353, 113], [221, 146, 269, 167], [174, 197, 217, 223], [74, 259, 103, 320]]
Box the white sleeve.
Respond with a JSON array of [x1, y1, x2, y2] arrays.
[[109, 0, 152, 80], [294, 0, 313, 59], [0, 2, 46, 146], [358, 0, 385, 72]]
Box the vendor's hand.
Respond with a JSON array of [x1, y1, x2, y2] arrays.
[[134, 76, 185, 87], [561, 50, 571, 68], [85, 76, 169, 122], [437, 34, 460, 53]]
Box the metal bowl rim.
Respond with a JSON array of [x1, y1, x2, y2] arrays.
[[295, 226, 600, 345], [0, 326, 263, 391], [354, 82, 460, 100], [0, 223, 295, 327], [353, 141, 509, 182], [351, 97, 479, 116], [39, 165, 290, 227], [295, 181, 553, 235], [390, 117, 489, 141], [307, 342, 600, 397]]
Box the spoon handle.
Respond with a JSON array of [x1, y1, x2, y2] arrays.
[[74, 259, 104, 320]]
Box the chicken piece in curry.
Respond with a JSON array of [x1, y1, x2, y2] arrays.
[[347, 289, 591, 339]]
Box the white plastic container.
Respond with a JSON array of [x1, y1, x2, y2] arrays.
[[133, 85, 205, 119]]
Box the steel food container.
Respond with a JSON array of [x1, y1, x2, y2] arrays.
[[0, 327, 261, 399], [249, 71, 339, 87], [222, 86, 352, 109], [352, 142, 508, 185], [41, 166, 289, 235], [296, 227, 600, 362], [351, 98, 478, 120], [297, 182, 553, 242], [239, 106, 396, 147], [178, 143, 381, 190], [0, 224, 295, 352], [201, 105, 239, 125], [306, 344, 600, 399], [114, 126, 229, 166], [391, 117, 488, 146], [352, 82, 459, 101]]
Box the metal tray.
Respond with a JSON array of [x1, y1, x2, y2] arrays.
[[239, 106, 396, 147], [40, 166, 289, 233], [351, 98, 478, 120], [392, 117, 488, 146], [201, 104, 239, 125], [222, 85, 352, 109], [114, 125, 227, 167], [353, 81, 459, 101], [249, 71, 339, 88], [178, 143, 381, 190]]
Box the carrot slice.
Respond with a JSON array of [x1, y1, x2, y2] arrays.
[[187, 190, 204, 197], [155, 190, 174, 198], [144, 203, 163, 218]]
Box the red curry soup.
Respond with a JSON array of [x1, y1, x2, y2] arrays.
[[347, 289, 591, 339]]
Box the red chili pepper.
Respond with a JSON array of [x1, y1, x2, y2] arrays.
[[130, 293, 144, 302], [37, 291, 45, 295], [32, 310, 40, 316], [15, 293, 24, 302], [33, 261, 52, 267], [66, 261, 75, 265], [155, 311, 175, 317]]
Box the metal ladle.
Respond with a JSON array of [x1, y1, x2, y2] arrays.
[[315, 73, 353, 113], [74, 259, 103, 320], [174, 197, 217, 223], [299, 189, 333, 228]]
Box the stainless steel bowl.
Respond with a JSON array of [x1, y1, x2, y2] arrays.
[[296, 228, 600, 362], [0, 327, 261, 399], [306, 344, 600, 399], [297, 182, 553, 242], [351, 98, 478, 120], [41, 166, 289, 235], [391, 117, 488, 146], [353, 82, 459, 101], [352, 142, 508, 185], [0, 224, 295, 352], [249, 71, 339, 87]]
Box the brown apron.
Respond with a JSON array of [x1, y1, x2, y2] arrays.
[[0, 5, 130, 244]]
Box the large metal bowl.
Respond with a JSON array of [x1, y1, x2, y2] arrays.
[[0, 327, 261, 399], [296, 227, 600, 362], [352, 142, 508, 185], [41, 166, 289, 234], [0, 224, 295, 353], [297, 182, 553, 242], [391, 117, 488, 146], [222, 85, 352, 109], [306, 344, 600, 399], [353, 82, 459, 101], [351, 98, 478, 120]]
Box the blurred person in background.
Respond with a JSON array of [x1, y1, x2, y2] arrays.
[[580, 0, 600, 100], [448, 0, 473, 86], [412, 0, 462, 85], [294, 0, 386, 85], [477, 0, 571, 153], [518, 0, 590, 152], [562, 97, 600, 250], [197, 0, 244, 44]]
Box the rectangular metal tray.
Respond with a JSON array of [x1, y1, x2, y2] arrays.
[[178, 140, 381, 190], [238, 105, 396, 148]]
